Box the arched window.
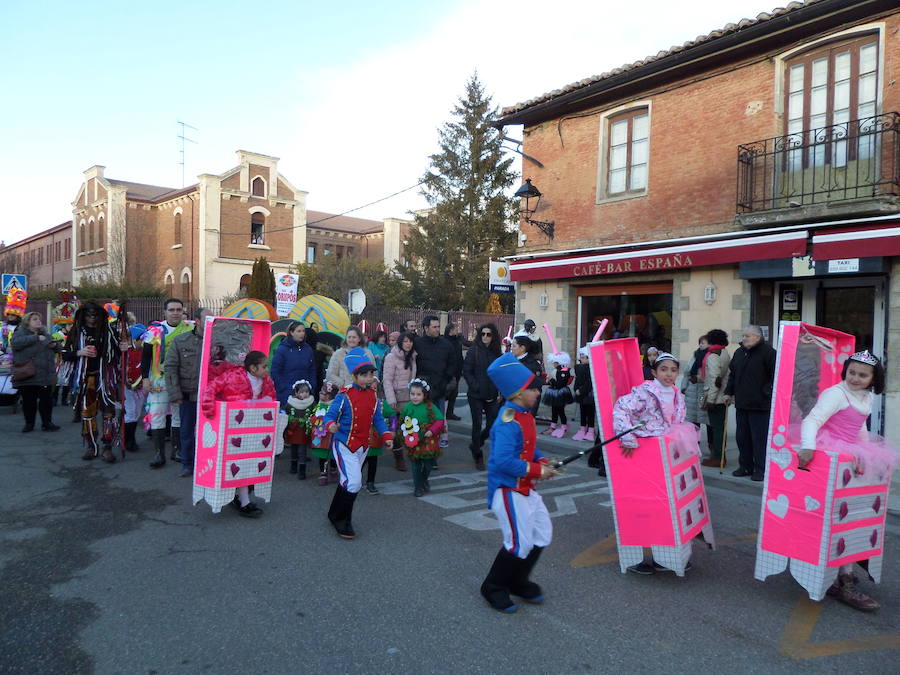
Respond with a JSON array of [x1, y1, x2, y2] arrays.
[[88, 219, 95, 251], [174, 211, 182, 245], [239, 274, 251, 295], [251, 212, 265, 244], [181, 270, 191, 300], [78, 223, 85, 252], [251, 176, 266, 197], [164, 270, 175, 297], [97, 215, 104, 249]]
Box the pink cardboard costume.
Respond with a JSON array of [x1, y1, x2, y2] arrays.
[[755, 323, 895, 599], [192, 316, 287, 513], [590, 338, 715, 576]]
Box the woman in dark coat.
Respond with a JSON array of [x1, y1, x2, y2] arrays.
[[270, 321, 317, 406], [11, 311, 63, 432], [462, 323, 501, 470]]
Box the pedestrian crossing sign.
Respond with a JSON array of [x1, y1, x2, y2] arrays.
[[2, 274, 27, 294]]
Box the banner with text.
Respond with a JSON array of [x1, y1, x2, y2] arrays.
[[275, 273, 300, 317]]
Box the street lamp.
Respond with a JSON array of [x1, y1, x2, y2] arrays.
[[514, 178, 554, 239]]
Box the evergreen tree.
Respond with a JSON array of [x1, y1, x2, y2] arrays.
[[248, 257, 276, 305], [398, 74, 518, 311]]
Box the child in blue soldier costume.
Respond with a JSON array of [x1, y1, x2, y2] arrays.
[[324, 347, 393, 539], [481, 352, 559, 613]]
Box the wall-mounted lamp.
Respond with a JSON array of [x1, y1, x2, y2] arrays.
[[704, 282, 717, 305], [514, 178, 555, 240]]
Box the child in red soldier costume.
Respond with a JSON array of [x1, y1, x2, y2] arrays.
[[123, 322, 147, 452], [323, 348, 393, 539], [201, 350, 276, 518]]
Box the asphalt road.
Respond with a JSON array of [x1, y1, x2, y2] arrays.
[[1, 405, 898, 674]]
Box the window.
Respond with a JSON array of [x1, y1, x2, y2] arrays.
[[174, 212, 182, 245], [239, 274, 251, 294], [346, 247, 353, 257], [97, 217, 104, 249], [78, 224, 85, 252], [307, 245, 316, 263], [336, 245, 344, 259], [64, 238, 71, 260], [323, 247, 332, 256], [37, 248, 43, 266], [181, 271, 191, 300], [785, 36, 878, 169], [55, 242, 61, 262], [250, 212, 265, 244], [251, 176, 265, 197], [88, 220, 95, 251], [607, 109, 649, 195]]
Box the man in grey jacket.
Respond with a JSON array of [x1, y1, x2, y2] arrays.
[[164, 308, 209, 477]]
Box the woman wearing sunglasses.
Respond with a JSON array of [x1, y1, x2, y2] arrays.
[[462, 323, 502, 471]]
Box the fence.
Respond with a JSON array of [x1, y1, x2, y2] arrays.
[[10, 298, 514, 342]]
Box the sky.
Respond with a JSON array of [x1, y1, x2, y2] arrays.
[[1, 0, 775, 243]]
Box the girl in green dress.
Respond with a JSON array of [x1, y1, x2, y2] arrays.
[[400, 379, 446, 497]]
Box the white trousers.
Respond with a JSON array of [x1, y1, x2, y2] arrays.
[[147, 375, 179, 429], [490, 487, 553, 559], [332, 440, 369, 494]]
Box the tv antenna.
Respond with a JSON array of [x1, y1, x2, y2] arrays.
[[177, 120, 198, 187]]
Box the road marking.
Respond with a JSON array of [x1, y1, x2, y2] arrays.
[[780, 596, 900, 659], [570, 534, 619, 567]]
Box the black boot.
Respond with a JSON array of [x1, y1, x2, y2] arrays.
[[124, 422, 139, 451], [289, 444, 299, 474], [480, 548, 520, 613], [149, 429, 166, 468], [328, 486, 357, 539], [297, 463, 307, 480], [170, 427, 182, 461], [509, 546, 545, 603]]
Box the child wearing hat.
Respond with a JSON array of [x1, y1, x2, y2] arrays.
[[481, 352, 558, 613], [324, 347, 393, 539], [122, 322, 147, 451]]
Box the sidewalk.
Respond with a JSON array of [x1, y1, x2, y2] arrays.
[[444, 395, 900, 517]]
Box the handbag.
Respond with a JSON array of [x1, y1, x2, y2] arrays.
[[11, 358, 36, 384]]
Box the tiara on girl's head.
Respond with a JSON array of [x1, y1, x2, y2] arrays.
[[849, 349, 879, 366], [293, 379, 311, 390], [654, 352, 677, 364], [408, 378, 430, 392]]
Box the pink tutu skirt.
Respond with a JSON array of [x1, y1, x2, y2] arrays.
[[817, 430, 898, 484], [668, 422, 702, 458]]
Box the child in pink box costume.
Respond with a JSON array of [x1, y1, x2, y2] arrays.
[[755, 321, 897, 612], [591, 339, 715, 578]]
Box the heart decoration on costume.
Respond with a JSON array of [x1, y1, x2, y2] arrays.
[[770, 448, 791, 471], [698, 500, 705, 513], [838, 501, 849, 520], [870, 530, 878, 547], [804, 496, 821, 511], [783, 470, 795, 480], [672, 448, 680, 460], [257, 461, 267, 473], [263, 411, 274, 421], [842, 468, 852, 487], [872, 496, 881, 514], [231, 437, 242, 448], [230, 463, 240, 477], [836, 538, 846, 556], [685, 510, 693, 526], [679, 475, 686, 491], [235, 410, 244, 424], [691, 466, 698, 480], [202, 422, 216, 447], [767, 494, 789, 518], [262, 435, 271, 448]]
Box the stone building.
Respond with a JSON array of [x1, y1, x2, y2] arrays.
[[0, 221, 74, 291]]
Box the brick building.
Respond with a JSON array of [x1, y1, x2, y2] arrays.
[[0, 221, 73, 291], [498, 0, 900, 437], [69, 150, 409, 299]]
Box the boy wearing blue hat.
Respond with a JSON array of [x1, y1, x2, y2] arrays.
[[481, 352, 558, 613], [324, 347, 393, 539]]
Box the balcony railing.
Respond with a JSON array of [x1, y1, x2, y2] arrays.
[[737, 112, 900, 213]]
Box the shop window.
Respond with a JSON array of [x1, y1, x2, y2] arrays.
[[605, 109, 649, 196], [252, 176, 266, 197], [251, 212, 265, 245], [578, 283, 673, 352]]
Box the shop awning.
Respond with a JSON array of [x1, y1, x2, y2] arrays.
[[509, 231, 808, 282], [812, 224, 900, 261]]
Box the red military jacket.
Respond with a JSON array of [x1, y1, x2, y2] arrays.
[[324, 384, 391, 452]]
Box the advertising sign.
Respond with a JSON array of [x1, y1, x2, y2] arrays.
[[275, 273, 299, 317], [489, 260, 513, 293]]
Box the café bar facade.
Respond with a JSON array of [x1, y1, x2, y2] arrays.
[[508, 215, 900, 437]]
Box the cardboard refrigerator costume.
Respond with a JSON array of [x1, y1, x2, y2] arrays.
[[193, 316, 287, 513], [589, 338, 715, 575], [754, 322, 893, 600]]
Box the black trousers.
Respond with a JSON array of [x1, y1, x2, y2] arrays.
[[467, 395, 499, 458], [735, 408, 768, 474], [578, 402, 595, 428], [19, 385, 54, 427]]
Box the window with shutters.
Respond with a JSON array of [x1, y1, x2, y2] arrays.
[[597, 105, 650, 202]]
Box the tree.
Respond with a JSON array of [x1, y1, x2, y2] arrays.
[[248, 257, 276, 305], [294, 256, 406, 309], [398, 73, 518, 311]]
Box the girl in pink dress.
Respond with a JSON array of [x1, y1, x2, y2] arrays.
[[613, 352, 701, 575], [799, 350, 897, 611]]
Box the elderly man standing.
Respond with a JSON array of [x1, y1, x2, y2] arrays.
[[724, 325, 776, 481], [165, 308, 209, 477]]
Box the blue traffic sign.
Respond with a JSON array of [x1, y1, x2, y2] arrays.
[[1, 274, 27, 294]]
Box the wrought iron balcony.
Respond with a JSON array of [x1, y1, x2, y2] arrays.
[[737, 112, 900, 213]]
